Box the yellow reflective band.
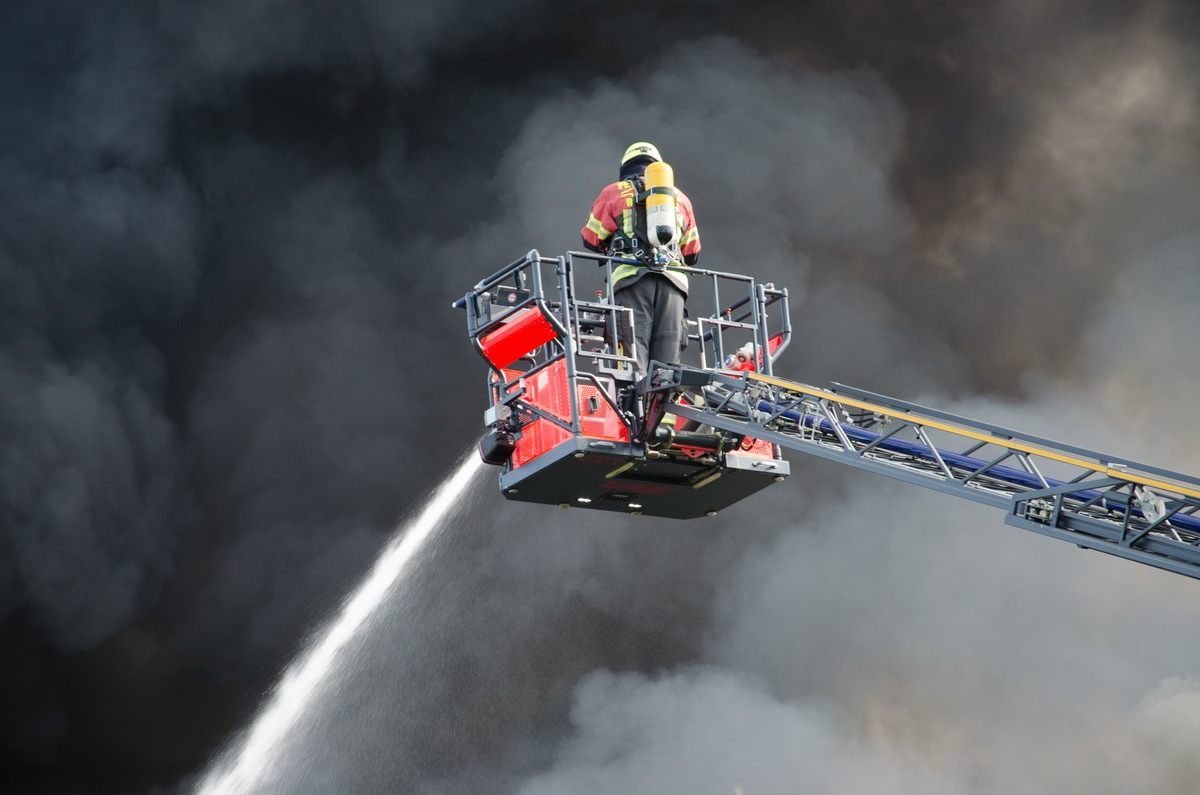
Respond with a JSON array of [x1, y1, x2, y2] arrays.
[[745, 372, 1200, 500], [586, 214, 610, 239], [610, 263, 639, 288], [680, 227, 698, 245]]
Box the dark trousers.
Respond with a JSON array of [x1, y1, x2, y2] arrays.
[[614, 273, 686, 376]]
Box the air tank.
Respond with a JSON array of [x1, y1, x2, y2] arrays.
[[644, 160, 678, 248]]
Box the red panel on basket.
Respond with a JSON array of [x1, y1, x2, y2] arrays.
[[480, 308, 559, 369], [578, 383, 629, 442], [512, 418, 572, 467], [494, 360, 628, 467]]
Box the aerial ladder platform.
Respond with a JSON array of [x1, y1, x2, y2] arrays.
[[454, 250, 1200, 582]]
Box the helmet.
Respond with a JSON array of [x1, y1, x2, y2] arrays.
[[621, 142, 662, 167]]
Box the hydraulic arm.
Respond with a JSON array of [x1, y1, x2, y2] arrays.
[[654, 365, 1200, 581]]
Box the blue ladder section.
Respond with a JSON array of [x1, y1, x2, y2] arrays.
[[662, 368, 1200, 581]]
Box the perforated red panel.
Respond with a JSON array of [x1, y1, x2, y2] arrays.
[[741, 437, 775, 458], [512, 418, 571, 467], [577, 383, 628, 442], [496, 361, 627, 468]]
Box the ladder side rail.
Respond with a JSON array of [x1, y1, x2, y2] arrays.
[[1004, 512, 1200, 580], [669, 398, 1200, 580], [796, 383, 1200, 555], [1145, 505, 1200, 545], [1014, 478, 1129, 501], [808, 408, 1050, 492], [762, 376, 1200, 503], [1028, 495, 1200, 564], [1126, 506, 1186, 547], [729, 372, 1200, 542], [841, 412, 1200, 539], [831, 382, 1200, 491], [774, 392, 1200, 538], [669, 401, 1014, 510]]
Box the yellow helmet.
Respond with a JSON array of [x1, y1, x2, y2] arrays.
[[621, 142, 662, 166]]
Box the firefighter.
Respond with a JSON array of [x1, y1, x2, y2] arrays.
[[581, 142, 701, 378]]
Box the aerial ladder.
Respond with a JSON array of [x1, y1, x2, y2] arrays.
[[454, 250, 1200, 582]]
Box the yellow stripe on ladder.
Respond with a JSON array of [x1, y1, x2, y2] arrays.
[[744, 372, 1200, 501]]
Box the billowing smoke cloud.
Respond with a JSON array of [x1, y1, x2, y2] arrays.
[[1132, 675, 1200, 790], [236, 39, 925, 794], [478, 38, 910, 273], [516, 667, 955, 795], [700, 485, 1200, 795], [0, 0, 566, 787], [3, 0, 1200, 793]]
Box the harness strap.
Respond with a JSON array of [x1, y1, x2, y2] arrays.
[[635, 186, 677, 202]]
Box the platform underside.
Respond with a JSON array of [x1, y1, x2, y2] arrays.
[[497, 436, 789, 519]]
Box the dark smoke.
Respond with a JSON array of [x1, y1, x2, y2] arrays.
[[2, 1, 1199, 793]]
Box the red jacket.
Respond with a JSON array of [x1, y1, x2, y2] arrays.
[[581, 180, 701, 265]]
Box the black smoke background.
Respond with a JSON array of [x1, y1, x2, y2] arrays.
[[3, 1, 1200, 793]]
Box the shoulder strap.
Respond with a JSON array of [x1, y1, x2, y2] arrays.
[[628, 176, 646, 202], [635, 185, 677, 202]]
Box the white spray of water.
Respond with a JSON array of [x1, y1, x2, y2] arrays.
[[195, 452, 483, 795]]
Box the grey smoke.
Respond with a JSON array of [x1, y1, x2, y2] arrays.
[[515, 666, 955, 795], [0, 157, 200, 651], [486, 38, 910, 293], [3, 0, 1200, 793]]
